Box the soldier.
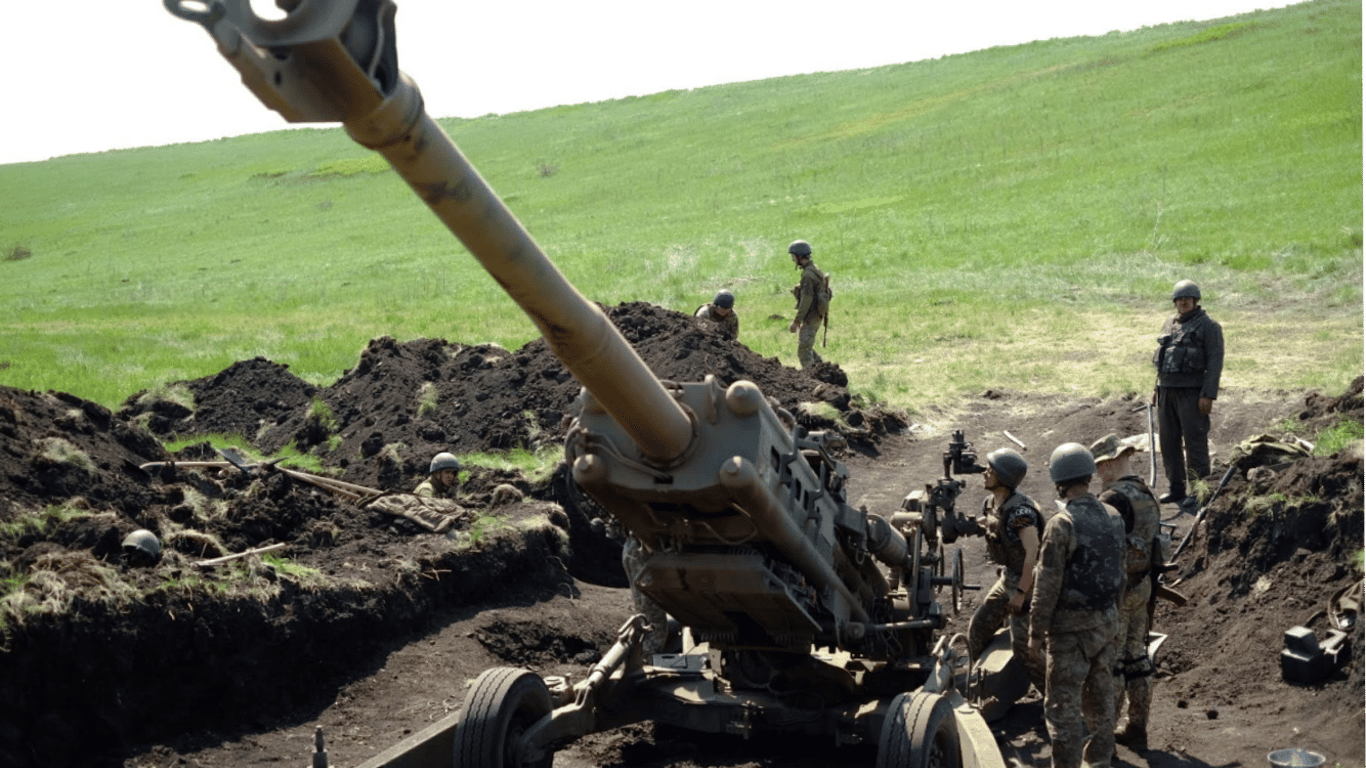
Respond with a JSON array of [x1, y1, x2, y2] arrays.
[[786, 239, 830, 369], [1152, 279, 1224, 505], [694, 289, 739, 340], [966, 448, 1046, 694], [414, 452, 461, 499], [1090, 433, 1162, 750], [1028, 443, 1125, 768]]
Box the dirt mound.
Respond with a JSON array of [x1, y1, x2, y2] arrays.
[[1155, 480, 1364, 762], [0, 382, 576, 768], [1298, 373, 1364, 427], [120, 302, 904, 493], [117, 357, 320, 441], [0, 386, 170, 524]]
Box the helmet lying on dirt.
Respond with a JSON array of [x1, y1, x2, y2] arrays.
[[986, 448, 1028, 489], [788, 239, 812, 257], [429, 452, 461, 474], [1172, 280, 1201, 301], [1048, 442, 1096, 484], [122, 529, 162, 565], [713, 290, 734, 309]]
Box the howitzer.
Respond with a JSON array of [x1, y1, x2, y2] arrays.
[[166, 2, 1006, 766]]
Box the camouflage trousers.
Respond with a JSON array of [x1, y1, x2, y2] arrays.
[[1044, 623, 1117, 768], [797, 321, 823, 369], [621, 536, 668, 655], [1114, 576, 1154, 730], [967, 570, 1046, 693]]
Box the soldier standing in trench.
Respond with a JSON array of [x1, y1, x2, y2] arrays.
[[1152, 279, 1224, 506], [966, 448, 1047, 696], [414, 452, 461, 499], [694, 289, 739, 340], [1028, 443, 1126, 768], [1090, 433, 1162, 750]]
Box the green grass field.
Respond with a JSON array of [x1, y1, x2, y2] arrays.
[[2, 0, 1360, 413]]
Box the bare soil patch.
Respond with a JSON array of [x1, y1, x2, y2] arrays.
[[0, 302, 1359, 768]]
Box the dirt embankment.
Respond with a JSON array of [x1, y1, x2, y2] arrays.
[[0, 301, 1360, 768], [117, 302, 903, 492], [0, 303, 900, 767]]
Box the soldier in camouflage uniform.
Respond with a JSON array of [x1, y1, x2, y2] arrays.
[[786, 240, 830, 369], [414, 452, 461, 499], [967, 448, 1046, 694], [1028, 443, 1126, 768], [694, 289, 739, 340], [1152, 279, 1224, 504], [1091, 433, 1162, 749], [621, 535, 669, 656]]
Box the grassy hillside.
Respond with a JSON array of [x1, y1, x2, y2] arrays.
[[1, 0, 1360, 413]]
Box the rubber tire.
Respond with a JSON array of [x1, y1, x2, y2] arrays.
[[876, 691, 962, 768], [452, 667, 553, 768]]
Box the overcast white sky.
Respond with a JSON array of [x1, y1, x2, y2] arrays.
[[2, 0, 1290, 166]]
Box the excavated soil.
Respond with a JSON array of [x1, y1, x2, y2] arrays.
[[0, 302, 1360, 768]]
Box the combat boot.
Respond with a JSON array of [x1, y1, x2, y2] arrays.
[[1158, 489, 1185, 504], [1114, 720, 1147, 749]]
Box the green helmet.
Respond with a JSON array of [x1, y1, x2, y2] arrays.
[[429, 452, 461, 474], [986, 448, 1028, 489], [788, 240, 812, 257], [714, 289, 734, 309], [122, 529, 162, 564], [1172, 280, 1201, 301], [1048, 442, 1096, 485]]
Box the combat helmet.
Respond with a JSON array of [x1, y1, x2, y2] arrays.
[[1171, 280, 1201, 302], [1048, 442, 1096, 485], [714, 289, 734, 310], [986, 448, 1028, 489], [122, 529, 162, 565], [429, 452, 461, 474], [788, 240, 812, 257]]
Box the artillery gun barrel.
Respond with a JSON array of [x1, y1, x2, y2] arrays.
[[349, 88, 693, 464], [169, 0, 873, 652], [166, 0, 692, 465]]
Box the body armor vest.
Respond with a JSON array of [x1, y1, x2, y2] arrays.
[[1058, 496, 1125, 614], [1104, 477, 1162, 575], [983, 491, 1042, 574]]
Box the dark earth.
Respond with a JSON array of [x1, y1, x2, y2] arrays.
[[0, 302, 1360, 768]]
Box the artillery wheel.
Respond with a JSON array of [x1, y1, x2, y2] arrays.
[[876, 691, 962, 768], [452, 667, 553, 768]]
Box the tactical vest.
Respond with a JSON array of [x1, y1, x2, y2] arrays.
[[1104, 477, 1161, 575], [983, 491, 1043, 574], [1057, 496, 1125, 614], [1154, 308, 1214, 376]]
